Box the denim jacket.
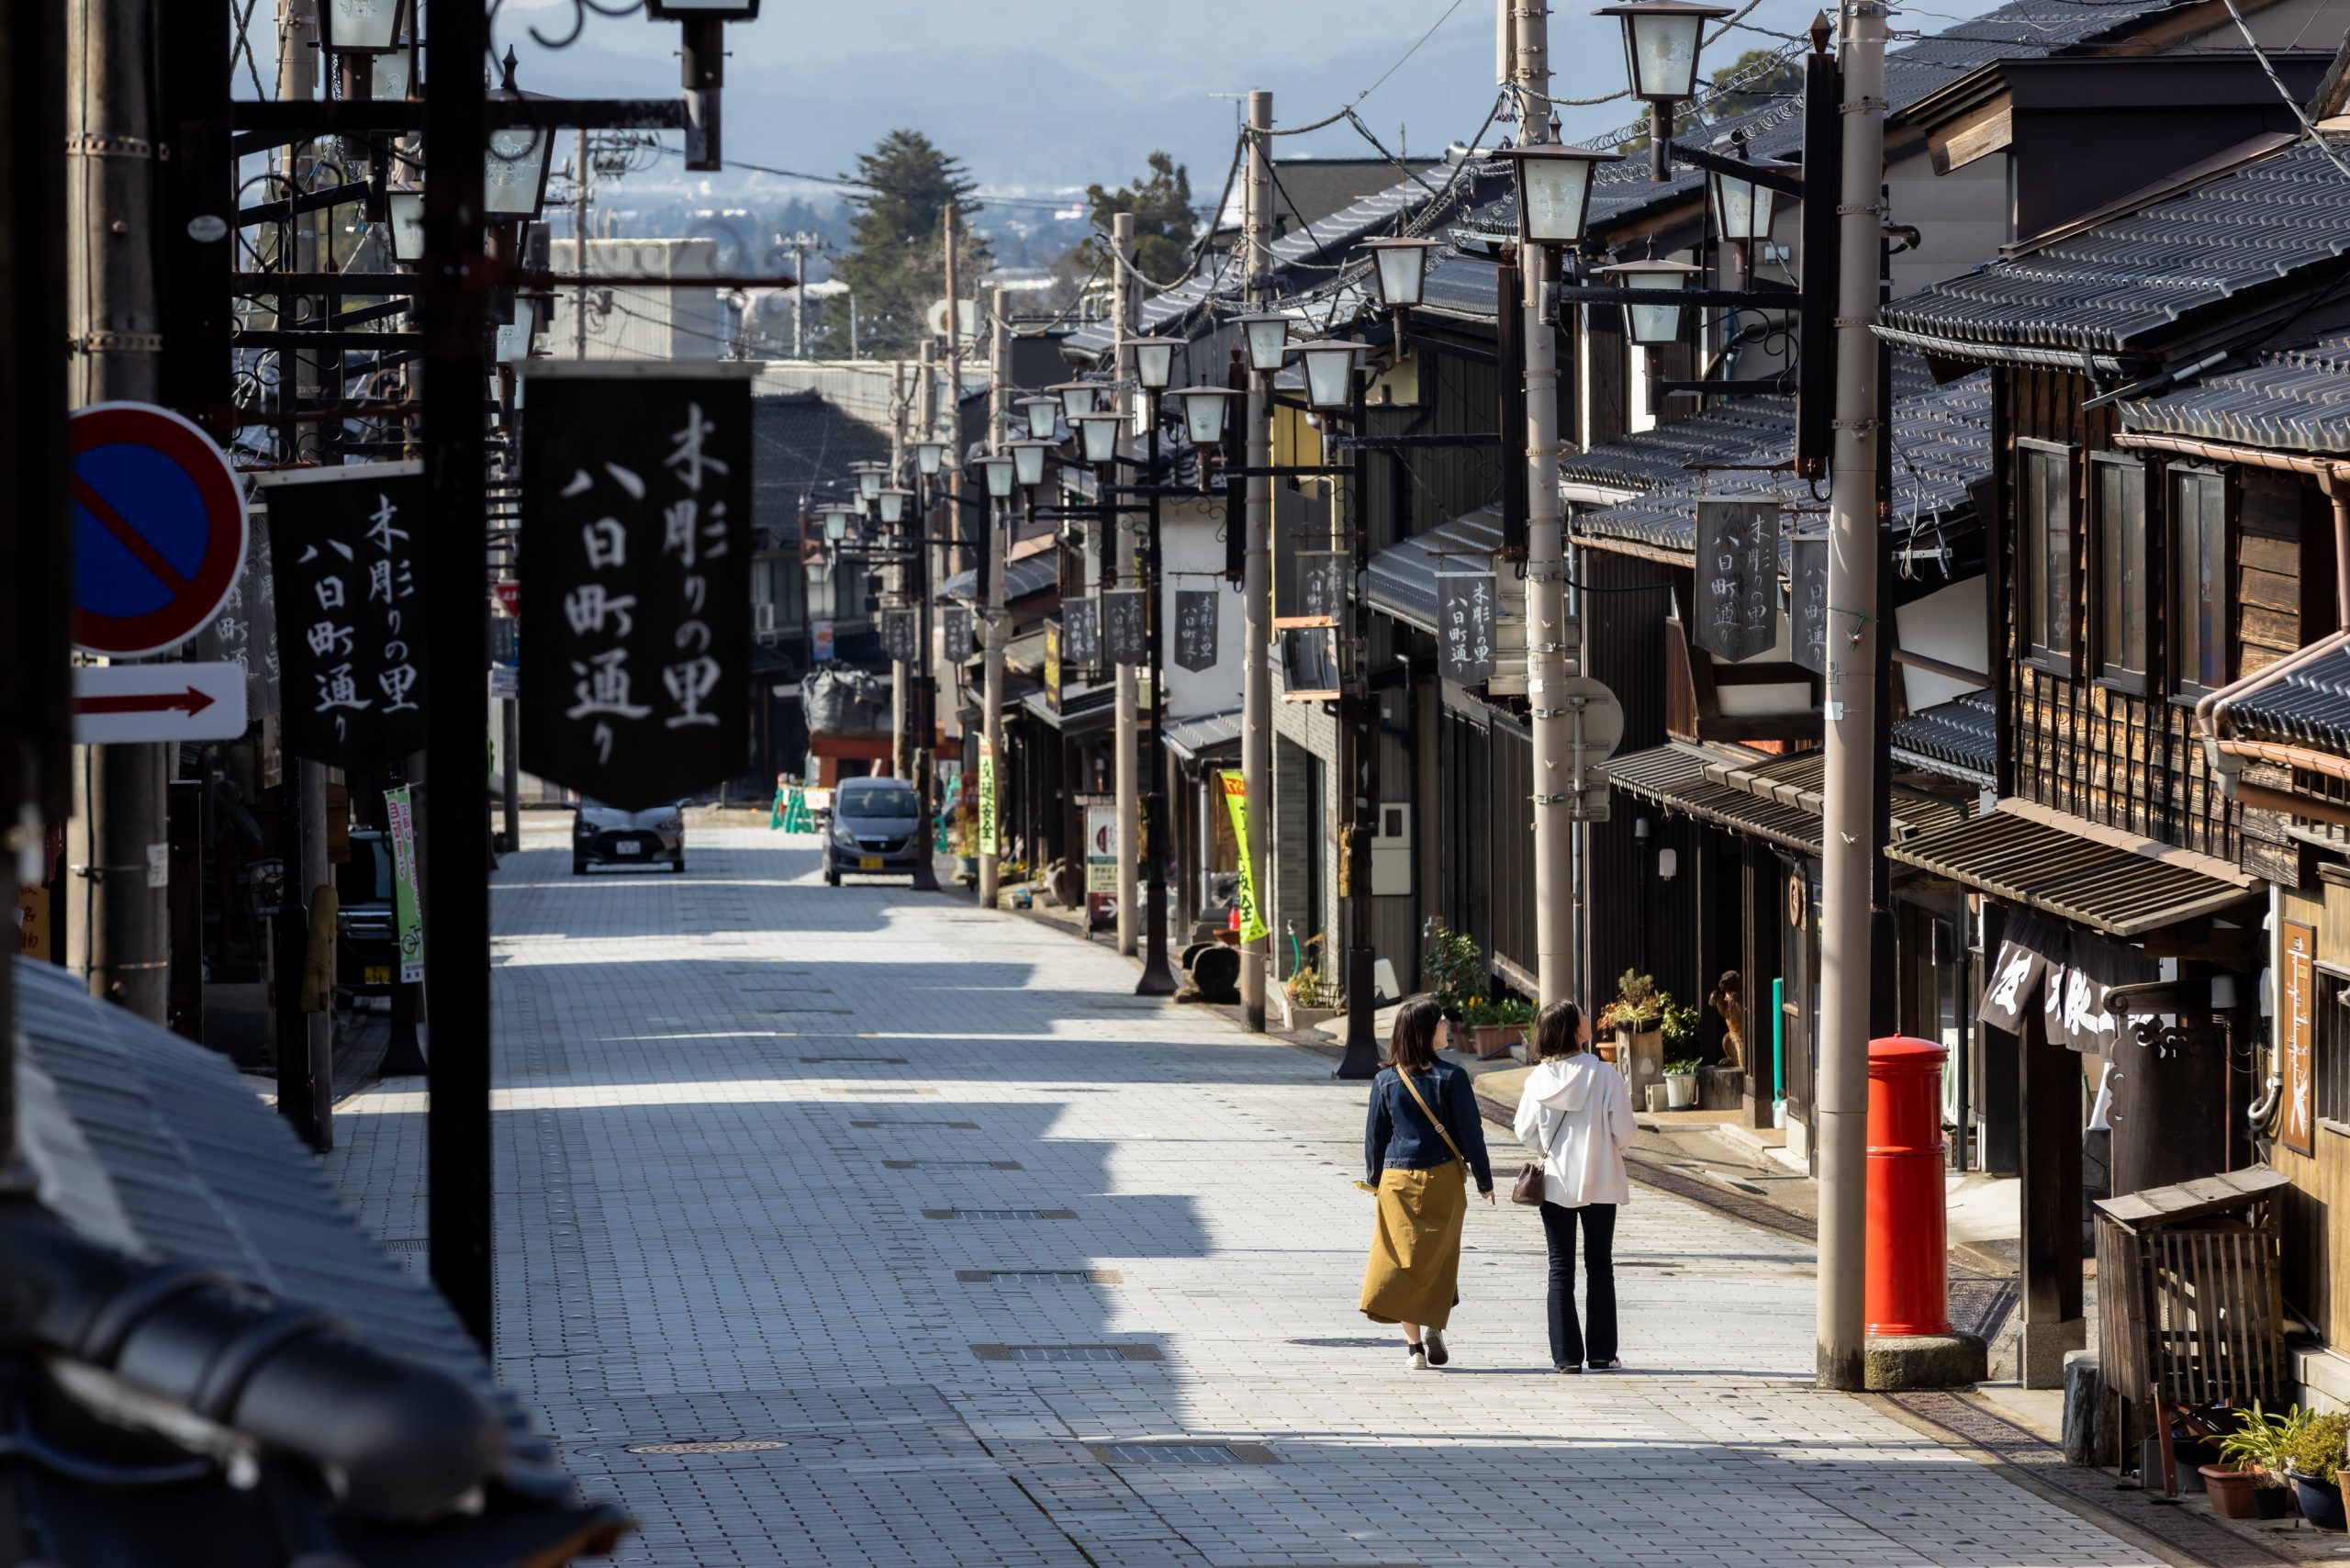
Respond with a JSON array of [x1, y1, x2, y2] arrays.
[[1365, 1061, 1494, 1193]]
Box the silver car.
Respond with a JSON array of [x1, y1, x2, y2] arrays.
[[573, 799, 686, 874], [825, 777, 923, 885]]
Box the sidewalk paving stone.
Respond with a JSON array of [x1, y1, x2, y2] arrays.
[[319, 825, 2160, 1567]]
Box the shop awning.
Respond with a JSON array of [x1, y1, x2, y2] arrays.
[[1165, 707, 1241, 764], [1886, 799, 2259, 937], [1020, 683, 1115, 736], [1607, 742, 1969, 859], [1366, 506, 1505, 633]]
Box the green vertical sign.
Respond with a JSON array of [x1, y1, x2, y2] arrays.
[[977, 738, 1000, 859], [385, 784, 425, 983]]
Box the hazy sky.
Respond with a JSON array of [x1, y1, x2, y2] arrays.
[[453, 2, 2007, 207]]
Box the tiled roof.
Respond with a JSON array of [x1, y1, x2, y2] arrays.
[[2226, 642, 2350, 752], [1366, 504, 1506, 631], [1164, 707, 1242, 761], [1891, 689, 1998, 785], [1572, 363, 1990, 559], [752, 389, 895, 531], [1877, 138, 2350, 368], [2120, 326, 2350, 454], [1559, 397, 1794, 497], [1887, 800, 2258, 935], [939, 553, 1058, 604]]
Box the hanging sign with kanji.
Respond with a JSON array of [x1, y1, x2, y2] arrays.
[[520, 367, 754, 811], [881, 609, 919, 663], [940, 604, 973, 662], [1437, 568, 1497, 684], [1061, 595, 1101, 666], [1103, 588, 1148, 666], [260, 463, 425, 770], [1174, 589, 1218, 672], [1789, 532, 1830, 675], [1695, 495, 1781, 663], [1296, 549, 1347, 624]]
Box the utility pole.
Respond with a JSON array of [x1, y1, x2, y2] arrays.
[[943, 203, 966, 858], [1514, 0, 1576, 1011], [574, 129, 590, 359], [978, 286, 1010, 908], [1815, 0, 1888, 1394], [890, 360, 912, 781], [783, 230, 823, 359], [914, 338, 941, 890], [276, 0, 331, 1149], [1239, 91, 1273, 1031], [65, 0, 167, 1025], [1112, 213, 1140, 958]]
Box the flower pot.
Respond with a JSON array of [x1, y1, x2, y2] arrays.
[[2255, 1484, 2293, 1519], [2289, 1470, 2345, 1530], [1617, 1026, 1664, 1100], [2200, 1466, 2259, 1519], [1469, 1024, 1527, 1060], [1663, 1071, 1699, 1109]]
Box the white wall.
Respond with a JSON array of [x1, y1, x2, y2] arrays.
[[545, 238, 722, 362], [1896, 576, 1989, 711]]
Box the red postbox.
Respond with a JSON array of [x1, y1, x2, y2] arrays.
[[1866, 1035, 1952, 1338]]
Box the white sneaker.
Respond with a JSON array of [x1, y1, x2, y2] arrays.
[[1405, 1346, 1430, 1372]]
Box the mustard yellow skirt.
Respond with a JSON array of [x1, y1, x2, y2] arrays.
[[1358, 1161, 1467, 1329]]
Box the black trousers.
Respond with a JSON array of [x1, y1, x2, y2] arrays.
[[1539, 1201, 1618, 1368]]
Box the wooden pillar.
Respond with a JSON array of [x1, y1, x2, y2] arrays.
[[2019, 999, 2086, 1387]]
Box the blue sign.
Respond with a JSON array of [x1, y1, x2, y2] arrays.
[[73, 401, 248, 657]]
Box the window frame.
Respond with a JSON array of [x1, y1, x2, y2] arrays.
[[2017, 439, 2078, 677], [2166, 463, 2232, 702], [2088, 454, 2152, 694]]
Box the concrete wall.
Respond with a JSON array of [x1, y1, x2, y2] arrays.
[[545, 238, 722, 363]]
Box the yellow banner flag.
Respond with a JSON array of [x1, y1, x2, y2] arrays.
[[1220, 772, 1269, 944]]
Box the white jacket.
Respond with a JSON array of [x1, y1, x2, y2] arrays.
[[1513, 1054, 1637, 1208]]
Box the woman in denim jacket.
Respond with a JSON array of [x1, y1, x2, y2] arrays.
[[1358, 997, 1494, 1372]]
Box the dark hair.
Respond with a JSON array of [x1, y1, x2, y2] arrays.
[[1387, 997, 1443, 1071], [1534, 1001, 1586, 1060]]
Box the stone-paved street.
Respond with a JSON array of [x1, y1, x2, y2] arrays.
[[323, 824, 2154, 1566]]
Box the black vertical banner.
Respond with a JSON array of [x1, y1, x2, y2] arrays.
[[1695, 496, 1781, 662], [1790, 532, 1830, 674], [1062, 596, 1101, 666], [1174, 589, 1218, 672], [265, 464, 427, 770], [1437, 570, 1497, 684], [1103, 588, 1148, 666], [520, 369, 754, 810], [941, 604, 974, 661]]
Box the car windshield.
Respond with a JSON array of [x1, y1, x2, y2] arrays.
[[839, 788, 917, 819]]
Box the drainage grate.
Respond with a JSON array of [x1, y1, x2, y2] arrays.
[[887, 1159, 1022, 1170], [853, 1118, 977, 1129], [1285, 1337, 1400, 1350], [957, 1268, 1119, 1284], [625, 1439, 791, 1455], [802, 1056, 909, 1065], [1093, 1440, 1277, 1465], [972, 1343, 1162, 1363], [380, 1237, 428, 1252], [827, 1086, 936, 1095], [924, 1207, 1076, 1220]]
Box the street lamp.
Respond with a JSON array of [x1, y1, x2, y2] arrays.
[[1051, 381, 1102, 422], [1009, 439, 1052, 489], [1073, 412, 1124, 467], [483, 54, 556, 223], [1596, 0, 1732, 180], [822, 507, 853, 543], [1015, 396, 1060, 442], [318, 0, 408, 54], [1173, 386, 1239, 449], [1708, 158, 1779, 245], [1597, 259, 1701, 347], [386, 189, 425, 263], [645, 1, 761, 171], [913, 439, 950, 477], [1129, 335, 1180, 394], [1296, 340, 1364, 413], [1489, 144, 1622, 248], [878, 487, 912, 526], [1364, 237, 1440, 311], [853, 462, 886, 503], [979, 454, 1016, 500], [1235, 313, 1292, 376]]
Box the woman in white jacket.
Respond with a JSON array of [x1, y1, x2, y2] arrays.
[[1512, 1001, 1638, 1372]]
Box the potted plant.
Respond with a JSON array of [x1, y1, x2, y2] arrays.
[[1661, 999, 1703, 1106], [1459, 996, 1537, 1059], [1279, 935, 1341, 1031], [1602, 971, 1669, 1099], [1662, 1058, 1703, 1109], [2283, 1408, 2350, 1529], [1423, 922, 1484, 1022], [2208, 1403, 2302, 1519]]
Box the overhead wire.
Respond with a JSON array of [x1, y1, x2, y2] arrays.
[[2213, 0, 2350, 184]]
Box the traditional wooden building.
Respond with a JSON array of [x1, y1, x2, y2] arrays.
[[1874, 131, 2350, 1386]]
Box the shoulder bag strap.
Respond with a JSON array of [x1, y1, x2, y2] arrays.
[[1393, 1067, 1470, 1172]]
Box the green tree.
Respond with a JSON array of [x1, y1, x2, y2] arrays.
[[1068, 152, 1197, 289], [834, 129, 991, 357]]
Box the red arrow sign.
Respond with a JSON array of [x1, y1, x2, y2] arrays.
[[75, 684, 218, 718]]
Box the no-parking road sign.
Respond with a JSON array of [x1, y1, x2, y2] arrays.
[[73, 402, 248, 657]]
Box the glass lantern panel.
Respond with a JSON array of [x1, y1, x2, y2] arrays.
[[1374, 248, 1424, 308], [1629, 12, 1704, 100], [1303, 352, 1353, 410], [1183, 395, 1227, 446], [1521, 159, 1595, 245], [483, 128, 546, 218]]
